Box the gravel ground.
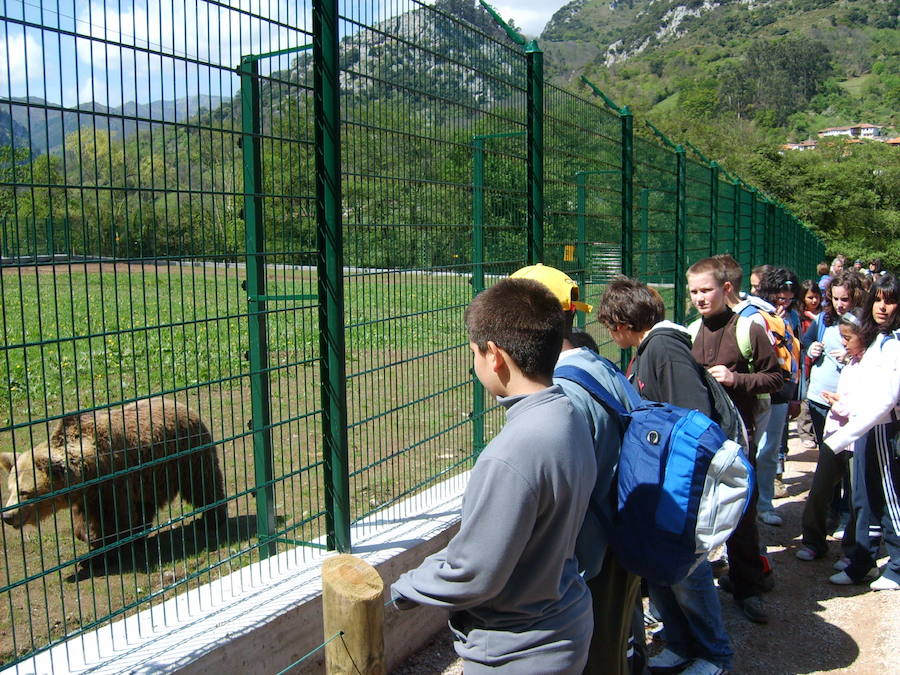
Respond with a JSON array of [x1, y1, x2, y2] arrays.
[[392, 430, 899, 674]]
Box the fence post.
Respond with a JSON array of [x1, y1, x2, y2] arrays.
[[674, 145, 687, 324], [576, 172, 588, 330], [471, 137, 486, 459], [239, 55, 277, 557], [322, 555, 386, 674], [314, 0, 351, 553], [526, 40, 543, 264], [749, 187, 760, 265], [621, 106, 634, 278], [709, 162, 719, 256], [732, 179, 740, 262]]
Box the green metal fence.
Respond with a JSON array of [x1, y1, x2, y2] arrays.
[[0, 0, 823, 667]]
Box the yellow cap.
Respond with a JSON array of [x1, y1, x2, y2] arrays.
[[510, 264, 593, 313]]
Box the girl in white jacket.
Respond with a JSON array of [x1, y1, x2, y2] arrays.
[[823, 274, 900, 590]]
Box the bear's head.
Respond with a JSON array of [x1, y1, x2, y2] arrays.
[[1, 444, 73, 530]]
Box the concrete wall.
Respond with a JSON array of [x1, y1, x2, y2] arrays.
[[182, 523, 459, 675]]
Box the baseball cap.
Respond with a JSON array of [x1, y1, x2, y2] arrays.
[[510, 263, 593, 313]]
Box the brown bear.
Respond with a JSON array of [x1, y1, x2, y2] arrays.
[[1, 397, 227, 549]]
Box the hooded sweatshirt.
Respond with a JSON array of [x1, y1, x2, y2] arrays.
[[631, 320, 713, 416]]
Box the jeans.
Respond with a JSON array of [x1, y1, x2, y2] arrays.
[[648, 561, 733, 670], [757, 402, 788, 514]]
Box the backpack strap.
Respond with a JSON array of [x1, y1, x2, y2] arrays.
[[737, 303, 759, 318], [553, 364, 637, 418], [734, 315, 754, 365]]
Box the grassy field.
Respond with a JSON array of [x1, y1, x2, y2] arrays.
[[0, 261, 500, 666]]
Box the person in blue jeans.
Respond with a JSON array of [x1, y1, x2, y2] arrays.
[[752, 266, 801, 527], [598, 277, 732, 675]]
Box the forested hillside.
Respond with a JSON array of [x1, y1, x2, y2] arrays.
[[541, 0, 899, 265], [2, 0, 897, 267]]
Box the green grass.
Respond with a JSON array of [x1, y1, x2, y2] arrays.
[[0, 261, 482, 666], [838, 74, 873, 97]]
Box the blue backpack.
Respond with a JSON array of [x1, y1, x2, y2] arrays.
[[554, 364, 754, 585]]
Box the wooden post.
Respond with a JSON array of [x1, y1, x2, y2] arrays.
[[322, 554, 386, 674]]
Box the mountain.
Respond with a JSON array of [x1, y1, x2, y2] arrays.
[[0, 95, 224, 157], [539, 0, 898, 136]]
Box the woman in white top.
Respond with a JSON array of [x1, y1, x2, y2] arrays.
[[824, 273, 900, 590]]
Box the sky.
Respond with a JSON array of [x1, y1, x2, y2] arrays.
[[490, 1, 571, 37], [0, 0, 574, 108]]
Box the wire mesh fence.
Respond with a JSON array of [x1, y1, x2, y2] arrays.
[[1, 0, 824, 667]]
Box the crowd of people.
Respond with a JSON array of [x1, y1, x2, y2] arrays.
[[389, 253, 898, 674]]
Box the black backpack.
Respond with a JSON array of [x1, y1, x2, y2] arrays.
[[701, 368, 750, 452]]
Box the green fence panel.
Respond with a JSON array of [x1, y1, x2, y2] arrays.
[[0, 0, 825, 667], [684, 156, 713, 272], [542, 83, 622, 356], [632, 136, 678, 317], [336, 0, 527, 538], [716, 175, 737, 256]]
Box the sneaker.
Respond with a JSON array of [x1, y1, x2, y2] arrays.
[[773, 477, 788, 499], [648, 647, 690, 672], [802, 439, 817, 448], [795, 546, 822, 561], [870, 576, 900, 591], [833, 557, 851, 571], [736, 595, 768, 624], [643, 609, 664, 635], [681, 658, 727, 675], [829, 568, 878, 585], [758, 510, 783, 526]]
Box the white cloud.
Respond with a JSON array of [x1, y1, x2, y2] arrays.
[[489, 1, 570, 37], [0, 28, 45, 98]]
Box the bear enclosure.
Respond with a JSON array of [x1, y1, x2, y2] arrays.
[[0, 0, 824, 668]]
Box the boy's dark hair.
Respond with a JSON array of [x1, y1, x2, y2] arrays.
[[712, 254, 742, 291], [756, 266, 799, 305], [686, 257, 729, 287], [597, 277, 666, 332], [824, 270, 866, 326], [465, 278, 565, 378], [817, 262, 829, 276], [568, 328, 599, 353], [840, 306, 877, 348], [862, 273, 900, 335]]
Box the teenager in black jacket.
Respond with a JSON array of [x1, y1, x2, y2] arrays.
[[598, 278, 732, 675]]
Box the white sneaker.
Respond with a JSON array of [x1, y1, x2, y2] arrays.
[[833, 557, 850, 571], [758, 510, 783, 526], [649, 647, 689, 671], [681, 658, 727, 675], [870, 575, 900, 591], [795, 546, 819, 561], [829, 568, 878, 585]]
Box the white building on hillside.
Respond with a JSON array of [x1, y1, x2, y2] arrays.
[[818, 123, 884, 139]]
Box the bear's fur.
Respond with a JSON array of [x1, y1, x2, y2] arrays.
[[1, 397, 227, 548]]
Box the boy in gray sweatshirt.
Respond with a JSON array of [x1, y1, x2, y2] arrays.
[[391, 278, 597, 673]]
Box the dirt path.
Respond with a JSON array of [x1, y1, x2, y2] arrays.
[[393, 432, 899, 674]]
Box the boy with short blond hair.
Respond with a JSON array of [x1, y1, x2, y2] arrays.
[[687, 257, 782, 624], [392, 278, 597, 674]]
